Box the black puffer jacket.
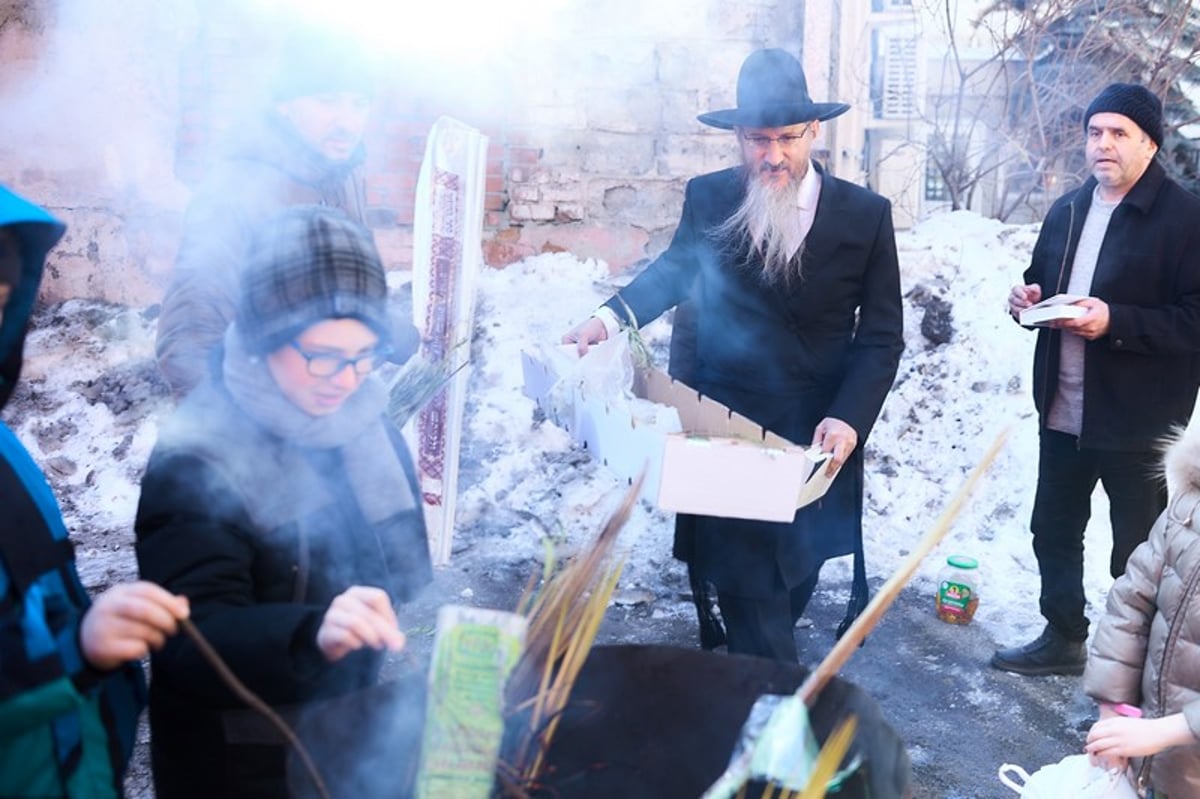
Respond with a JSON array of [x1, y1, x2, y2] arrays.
[[135, 375, 431, 799], [1021, 158, 1200, 450]]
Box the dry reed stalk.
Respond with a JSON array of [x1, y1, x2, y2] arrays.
[[528, 560, 625, 779], [386, 344, 469, 427], [504, 474, 643, 789], [797, 427, 1009, 706]]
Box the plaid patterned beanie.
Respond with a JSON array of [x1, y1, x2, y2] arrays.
[[237, 205, 392, 355], [1084, 83, 1164, 148]]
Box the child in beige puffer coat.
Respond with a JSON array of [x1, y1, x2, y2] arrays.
[[1083, 422, 1200, 798]]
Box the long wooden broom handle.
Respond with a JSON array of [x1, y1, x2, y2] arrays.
[[798, 426, 1010, 704]]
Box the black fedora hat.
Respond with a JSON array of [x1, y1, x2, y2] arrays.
[[698, 48, 851, 130]]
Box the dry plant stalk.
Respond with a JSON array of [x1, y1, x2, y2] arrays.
[[504, 473, 644, 789], [612, 294, 652, 370], [797, 427, 1009, 706], [386, 341, 470, 427]]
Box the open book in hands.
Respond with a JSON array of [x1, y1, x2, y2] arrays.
[[1019, 294, 1089, 327]]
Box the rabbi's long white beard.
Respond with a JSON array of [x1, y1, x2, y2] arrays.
[[713, 171, 806, 287]]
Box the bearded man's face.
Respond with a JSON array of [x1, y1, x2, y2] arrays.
[[737, 121, 818, 190]]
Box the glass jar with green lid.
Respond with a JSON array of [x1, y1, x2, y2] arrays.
[[935, 555, 981, 624]]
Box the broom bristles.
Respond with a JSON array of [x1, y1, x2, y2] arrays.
[[503, 473, 643, 789]]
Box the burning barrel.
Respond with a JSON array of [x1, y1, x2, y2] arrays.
[[286, 644, 910, 798]]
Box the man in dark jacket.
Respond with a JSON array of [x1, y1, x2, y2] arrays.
[[156, 26, 395, 397], [995, 83, 1200, 676], [0, 185, 189, 797], [567, 49, 904, 663]]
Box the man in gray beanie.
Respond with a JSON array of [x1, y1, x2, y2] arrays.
[[156, 23, 417, 398], [996, 82, 1200, 675]]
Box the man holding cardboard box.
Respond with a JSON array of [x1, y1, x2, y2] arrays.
[[566, 49, 904, 662]]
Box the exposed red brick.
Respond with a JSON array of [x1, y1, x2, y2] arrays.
[[509, 146, 542, 166]]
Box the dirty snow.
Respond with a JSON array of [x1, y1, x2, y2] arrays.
[[6, 209, 1131, 656]]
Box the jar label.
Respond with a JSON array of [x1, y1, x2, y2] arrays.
[[936, 580, 977, 623]]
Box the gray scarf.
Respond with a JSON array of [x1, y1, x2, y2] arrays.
[[221, 325, 416, 528]]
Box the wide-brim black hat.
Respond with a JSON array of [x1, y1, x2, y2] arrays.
[[698, 48, 851, 130]]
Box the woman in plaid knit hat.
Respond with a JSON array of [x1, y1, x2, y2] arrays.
[[135, 205, 432, 798]]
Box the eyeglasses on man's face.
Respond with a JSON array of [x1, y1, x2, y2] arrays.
[[288, 340, 388, 378], [739, 124, 814, 149]]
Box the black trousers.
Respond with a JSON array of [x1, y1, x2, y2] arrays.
[[716, 568, 821, 662], [1030, 429, 1166, 641]]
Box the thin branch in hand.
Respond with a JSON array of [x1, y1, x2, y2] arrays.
[[180, 618, 330, 799]]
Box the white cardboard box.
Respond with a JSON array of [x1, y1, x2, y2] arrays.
[[521, 342, 836, 523]]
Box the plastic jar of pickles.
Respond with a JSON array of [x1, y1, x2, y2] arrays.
[[935, 555, 981, 624]]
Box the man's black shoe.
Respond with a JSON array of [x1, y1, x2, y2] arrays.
[[990, 624, 1086, 676]]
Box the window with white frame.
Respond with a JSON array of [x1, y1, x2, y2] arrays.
[[871, 28, 918, 119]]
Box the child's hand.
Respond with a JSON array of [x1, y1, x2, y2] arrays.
[[80, 582, 190, 671], [1086, 713, 1192, 765]]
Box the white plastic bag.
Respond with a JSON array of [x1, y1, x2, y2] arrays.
[[538, 332, 637, 431], [998, 754, 1139, 798]]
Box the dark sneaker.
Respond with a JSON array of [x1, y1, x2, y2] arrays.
[[990, 624, 1086, 676]]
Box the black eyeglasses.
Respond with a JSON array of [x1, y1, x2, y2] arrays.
[[740, 123, 814, 149], [288, 341, 388, 378]]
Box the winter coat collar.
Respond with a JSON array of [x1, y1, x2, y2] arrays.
[[1165, 422, 1200, 500], [226, 112, 364, 192], [1070, 157, 1168, 216]]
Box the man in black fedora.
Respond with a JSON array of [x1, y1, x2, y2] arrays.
[[565, 48, 904, 662]]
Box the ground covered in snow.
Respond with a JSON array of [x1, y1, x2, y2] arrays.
[[7, 210, 1132, 797]]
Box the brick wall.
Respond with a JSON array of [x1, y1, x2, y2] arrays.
[[0, 0, 805, 304]]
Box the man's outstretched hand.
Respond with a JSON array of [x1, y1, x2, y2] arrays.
[[562, 317, 608, 356]]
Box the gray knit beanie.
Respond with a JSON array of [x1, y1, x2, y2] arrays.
[[1084, 83, 1164, 148], [271, 25, 376, 102], [237, 206, 392, 355]]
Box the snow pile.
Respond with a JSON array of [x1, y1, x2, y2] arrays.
[[8, 209, 1124, 648]]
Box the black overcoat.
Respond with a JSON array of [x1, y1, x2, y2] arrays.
[[1021, 158, 1200, 451], [606, 164, 904, 598]]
